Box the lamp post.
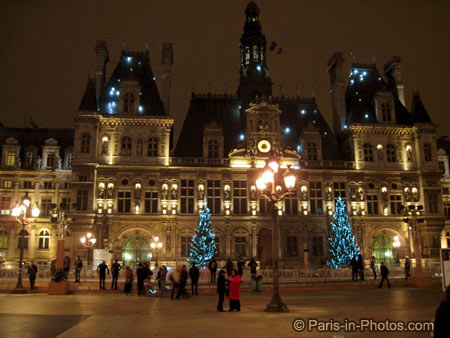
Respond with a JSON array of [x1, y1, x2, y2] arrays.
[[150, 236, 163, 267], [402, 205, 424, 277], [256, 154, 297, 312], [50, 205, 71, 271], [11, 193, 40, 294], [80, 232, 97, 269]]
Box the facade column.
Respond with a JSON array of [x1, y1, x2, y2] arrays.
[[225, 221, 231, 259], [251, 222, 257, 258], [28, 224, 36, 260]]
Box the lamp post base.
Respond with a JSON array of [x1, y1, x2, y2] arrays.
[[264, 295, 289, 313], [12, 286, 27, 294]]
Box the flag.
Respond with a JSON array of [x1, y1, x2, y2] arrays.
[[269, 41, 277, 51], [277, 47, 283, 55]]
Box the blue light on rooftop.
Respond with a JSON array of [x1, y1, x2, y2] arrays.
[[365, 113, 369, 119], [378, 77, 382, 81], [130, 68, 133, 71], [344, 124, 348, 129], [118, 79, 120, 82], [354, 69, 358, 74], [297, 145, 302, 152], [313, 120, 316, 124], [139, 105, 143, 113], [350, 79, 354, 84], [138, 61, 141, 65], [285, 127, 291, 134], [256, 64, 262, 72], [324, 131, 328, 136], [358, 98, 362, 102], [116, 90, 120, 96], [153, 77, 156, 80], [126, 57, 132, 63], [301, 109, 306, 115], [238, 105, 242, 109], [239, 134, 245, 141]]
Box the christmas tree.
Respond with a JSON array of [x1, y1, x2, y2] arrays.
[[187, 199, 216, 267], [327, 197, 360, 269]]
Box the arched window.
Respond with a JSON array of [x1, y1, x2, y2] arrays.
[[386, 144, 396, 162], [244, 47, 250, 65], [253, 45, 258, 60], [81, 134, 90, 154], [207, 139, 219, 158], [17, 230, 29, 249], [363, 143, 373, 161], [38, 230, 50, 249], [148, 137, 158, 157], [124, 92, 135, 113], [424, 143, 432, 161], [136, 139, 143, 156], [306, 142, 318, 161], [381, 103, 392, 122], [0, 229, 8, 249], [121, 137, 132, 156]]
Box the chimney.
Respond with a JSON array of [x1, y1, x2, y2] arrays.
[[95, 40, 109, 102], [327, 52, 346, 134], [162, 43, 174, 115], [384, 56, 405, 106]]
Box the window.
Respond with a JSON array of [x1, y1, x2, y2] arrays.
[[43, 181, 53, 190], [81, 134, 90, 154], [61, 198, 70, 211], [312, 236, 324, 256], [310, 182, 323, 214], [386, 144, 396, 162], [234, 237, 246, 257], [284, 193, 298, 215], [439, 161, 446, 175], [144, 191, 158, 214], [3, 180, 13, 189], [253, 45, 258, 60], [334, 182, 346, 204], [38, 230, 50, 249], [287, 236, 298, 257], [66, 153, 73, 168], [118, 191, 132, 213], [136, 139, 143, 156], [23, 181, 33, 189], [233, 181, 247, 214], [424, 143, 432, 162], [47, 153, 55, 168], [0, 196, 11, 215], [389, 195, 402, 215], [101, 141, 108, 155], [259, 197, 270, 215], [17, 230, 29, 249], [63, 183, 71, 190], [207, 180, 221, 214], [363, 144, 373, 161], [124, 92, 135, 113], [121, 137, 132, 156], [306, 142, 318, 160], [367, 194, 379, 215], [25, 152, 34, 167], [427, 192, 439, 214], [77, 190, 88, 211], [207, 140, 219, 158], [79, 176, 88, 182], [444, 202, 450, 219], [41, 198, 52, 217], [180, 180, 194, 214], [181, 236, 191, 257], [7, 153, 15, 167], [148, 137, 158, 157], [0, 230, 8, 249], [381, 103, 392, 122]]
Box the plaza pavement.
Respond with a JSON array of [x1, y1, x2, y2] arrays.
[[0, 287, 442, 338]]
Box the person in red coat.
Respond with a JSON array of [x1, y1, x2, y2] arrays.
[[227, 269, 241, 311]]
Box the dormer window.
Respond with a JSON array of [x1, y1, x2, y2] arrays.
[[381, 103, 392, 122], [6, 152, 15, 167], [253, 46, 258, 61], [375, 92, 395, 124], [81, 133, 90, 154], [306, 142, 318, 160], [244, 47, 250, 65], [25, 152, 34, 167], [124, 92, 135, 113], [424, 143, 432, 161], [208, 140, 219, 158], [47, 153, 55, 168]]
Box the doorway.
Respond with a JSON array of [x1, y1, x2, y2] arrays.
[[122, 235, 151, 268]]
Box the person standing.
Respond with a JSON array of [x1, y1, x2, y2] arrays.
[[74, 256, 83, 283], [434, 284, 450, 337], [111, 260, 121, 290], [124, 266, 133, 295], [28, 261, 38, 290], [248, 258, 258, 276], [97, 260, 110, 290], [370, 256, 377, 280], [358, 254, 365, 281], [156, 266, 167, 297], [63, 256, 71, 282], [208, 258, 217, 283], [216, 270, 226, 312], [228, 269, 242, 311], [237, 256, 245, 277], [189, 263, 200, 295], [169, 266, 181, 300], [404, 256, 411, 280], [177, 265, 189, 299], [226, 257, 233, 277], [378, 262, 391, 289], [350, 256, 358, 281], [136, 263, 145, 296]]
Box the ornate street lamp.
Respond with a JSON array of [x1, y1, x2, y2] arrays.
[[50, 204, 72, 272], [256, 154, 296, 312], [11, 193, 40, 294], [150, 236, 163, 267], [402, 204, 424, 277], [80, 232, 97, 268]]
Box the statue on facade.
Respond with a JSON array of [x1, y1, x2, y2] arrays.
[[161, 186, 169, 200], [36, 156, 42, 170]]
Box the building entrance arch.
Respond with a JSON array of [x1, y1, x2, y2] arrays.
[[122, 235, 151, 268], [372, 234, 398, 264]]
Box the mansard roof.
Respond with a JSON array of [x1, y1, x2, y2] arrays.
[[78, 77, 98, 111], [98, 51, 166, 116], [411, 91, 432, 124]]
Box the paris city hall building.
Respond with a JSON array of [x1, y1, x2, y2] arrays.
[[1, 2, 449, 270]]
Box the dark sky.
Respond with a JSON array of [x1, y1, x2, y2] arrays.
[[1, 0, 449, 145]]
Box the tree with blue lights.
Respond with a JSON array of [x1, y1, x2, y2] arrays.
[[327, 197, 360, 269], [187, 200, 216, 267]]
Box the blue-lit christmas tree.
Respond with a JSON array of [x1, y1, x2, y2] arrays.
[[327, 197, 360, 269], [187, 199, 216, 267]]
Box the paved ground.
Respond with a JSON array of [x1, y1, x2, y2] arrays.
[[0, 288, 442, 338]]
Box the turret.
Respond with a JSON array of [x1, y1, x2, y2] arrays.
[[327, 52, 346, 134], [162, 43, 173, 115], [95, 40, 109, 102], [384, 56, 405, 106]]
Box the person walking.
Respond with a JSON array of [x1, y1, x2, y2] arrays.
[[155, 266, 167, 297], [370, 256, 377, 280], [169, 266, 181, 300], [124, 266, 133, 295], [358, 254, 365, 281], [350, 256, 358, 281], [226, 257, 233, 277], [228, 269, 242, 311], [97, 260, 110, 290], [237, 256, 245, 277], [378, 262, 391, 289], [177, 265, 189, 299], [74, 256, 83, 283], [63, 256, 71, 282], [27, 261, 38, 290], [111, 259, 121, 290], [189, 263, 200, 295], [208, 258, 217, 283], [404, 256, 411, 280], [248, 258, 258, 276], [136, 263, 145, 296], [216, 270, 226, 312], [434, 284, 450, 337]]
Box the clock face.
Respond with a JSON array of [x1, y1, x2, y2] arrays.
[[257, 140, 271, 153]]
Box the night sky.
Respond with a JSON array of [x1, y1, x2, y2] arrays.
[[1, 0, 449, 145]]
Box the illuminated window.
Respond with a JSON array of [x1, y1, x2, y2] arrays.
[[207, 140, 219, 158], [424, 143, 432, 162], [148, 137, 158, 157], [363, 143, 373, 161], [386, 144, 396, 162], [0, 229, 8, 249], [3, 180, 13, 189], [124, 92, 135, 113], [121, 137, 132, 156], [7, 153, 15, 167], [253, 45, 258, 60], [81, 134, 90, 153], [0, 196, 11, 215], [38, 230, 50, 249]]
